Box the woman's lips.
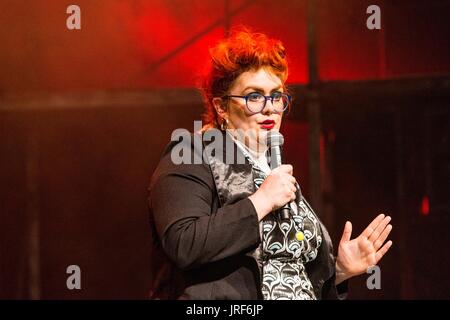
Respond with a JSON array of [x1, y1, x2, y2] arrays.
[[260, 120, 275, 129]]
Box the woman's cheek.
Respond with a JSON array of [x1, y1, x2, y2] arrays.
[[275, 117, 282, 129]]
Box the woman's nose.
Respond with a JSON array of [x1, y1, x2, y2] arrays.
[[261, 98, 275, 114]]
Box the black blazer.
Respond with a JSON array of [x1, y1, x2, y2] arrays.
[[148, 131, 341, 299]]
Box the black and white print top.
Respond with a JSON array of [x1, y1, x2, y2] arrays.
[[234, 138, 323, 300]]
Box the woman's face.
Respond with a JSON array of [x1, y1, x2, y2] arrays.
[[215, 68, 285, 136]]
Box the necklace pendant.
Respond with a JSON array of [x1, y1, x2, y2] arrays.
[[295, 231, 304, 241]]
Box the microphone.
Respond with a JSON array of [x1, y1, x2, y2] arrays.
[[267, 131, 292, 221]]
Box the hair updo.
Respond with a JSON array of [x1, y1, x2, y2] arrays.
[[200, 26, 289, 129]]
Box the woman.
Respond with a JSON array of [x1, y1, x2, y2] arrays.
[[147, 28, 393, 299]]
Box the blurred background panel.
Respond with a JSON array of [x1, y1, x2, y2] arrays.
[[317, 0, 450, 80], [0, 0, 449, 299]]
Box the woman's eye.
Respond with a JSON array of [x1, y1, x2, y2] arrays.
[[248, 93, 263, 101], [271, 92, 283, 100]]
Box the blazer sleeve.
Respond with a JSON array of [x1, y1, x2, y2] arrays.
[[149, 158, 261, 271]]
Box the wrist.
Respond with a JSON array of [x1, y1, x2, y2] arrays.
[[249, 190, 273, 221], [335, 260, 351, 285]]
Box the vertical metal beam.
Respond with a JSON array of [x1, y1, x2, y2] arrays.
[[378, 3, 386, 78], [307, 0, 319, 87], [307, 0, 323, 217], [423, 110, 432, 210], [224, 0, 231, 37], [395, 107, 410, 298], [26, 125, 40, 300]]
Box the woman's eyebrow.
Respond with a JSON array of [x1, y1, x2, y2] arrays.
[[242, 86, 283, 93]]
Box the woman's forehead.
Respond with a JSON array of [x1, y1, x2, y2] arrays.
[[231, 68, 283, 92]]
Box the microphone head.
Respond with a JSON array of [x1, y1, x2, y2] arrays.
[[267, 130, 284, 148]]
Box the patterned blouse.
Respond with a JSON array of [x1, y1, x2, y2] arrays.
[[235, 139, 323, 300]]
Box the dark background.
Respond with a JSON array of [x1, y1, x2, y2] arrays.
[[1, 0, 449, 299]]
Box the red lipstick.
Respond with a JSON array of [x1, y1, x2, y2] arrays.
[[260, 119, 275, 130]]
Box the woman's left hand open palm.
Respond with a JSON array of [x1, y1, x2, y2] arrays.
[[336, 214, 393, 283]]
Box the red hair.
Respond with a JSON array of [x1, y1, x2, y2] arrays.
[[200, 26, 289, 129]]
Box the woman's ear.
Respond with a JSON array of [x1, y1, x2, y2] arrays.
[[212, 97, 228, 120]]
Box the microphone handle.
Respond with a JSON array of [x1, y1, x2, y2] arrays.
[[277, 180, 302, 221], [278, 204, 292, 220], [269, 145, 294, 221]]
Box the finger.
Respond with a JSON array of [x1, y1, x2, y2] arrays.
[[284, 179, 296, 192], [361, 213, 385, 238], [374, 224, 393, 251], [375, 240, 393, 263], [285, 183, 296, 194], [271, 166, 289, 177], [290, 191, 296, 201], [340, 221, 352, 244], [283, 175, 296, 186], [285, 191, 296, 202], [369, 216, 392, 242], [277, 164, 293, 175]]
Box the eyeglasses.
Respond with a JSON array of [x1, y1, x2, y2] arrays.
[[223, 92, 292, 114]]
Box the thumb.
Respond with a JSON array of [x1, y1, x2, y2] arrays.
[[340, 221, 352, 244]]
